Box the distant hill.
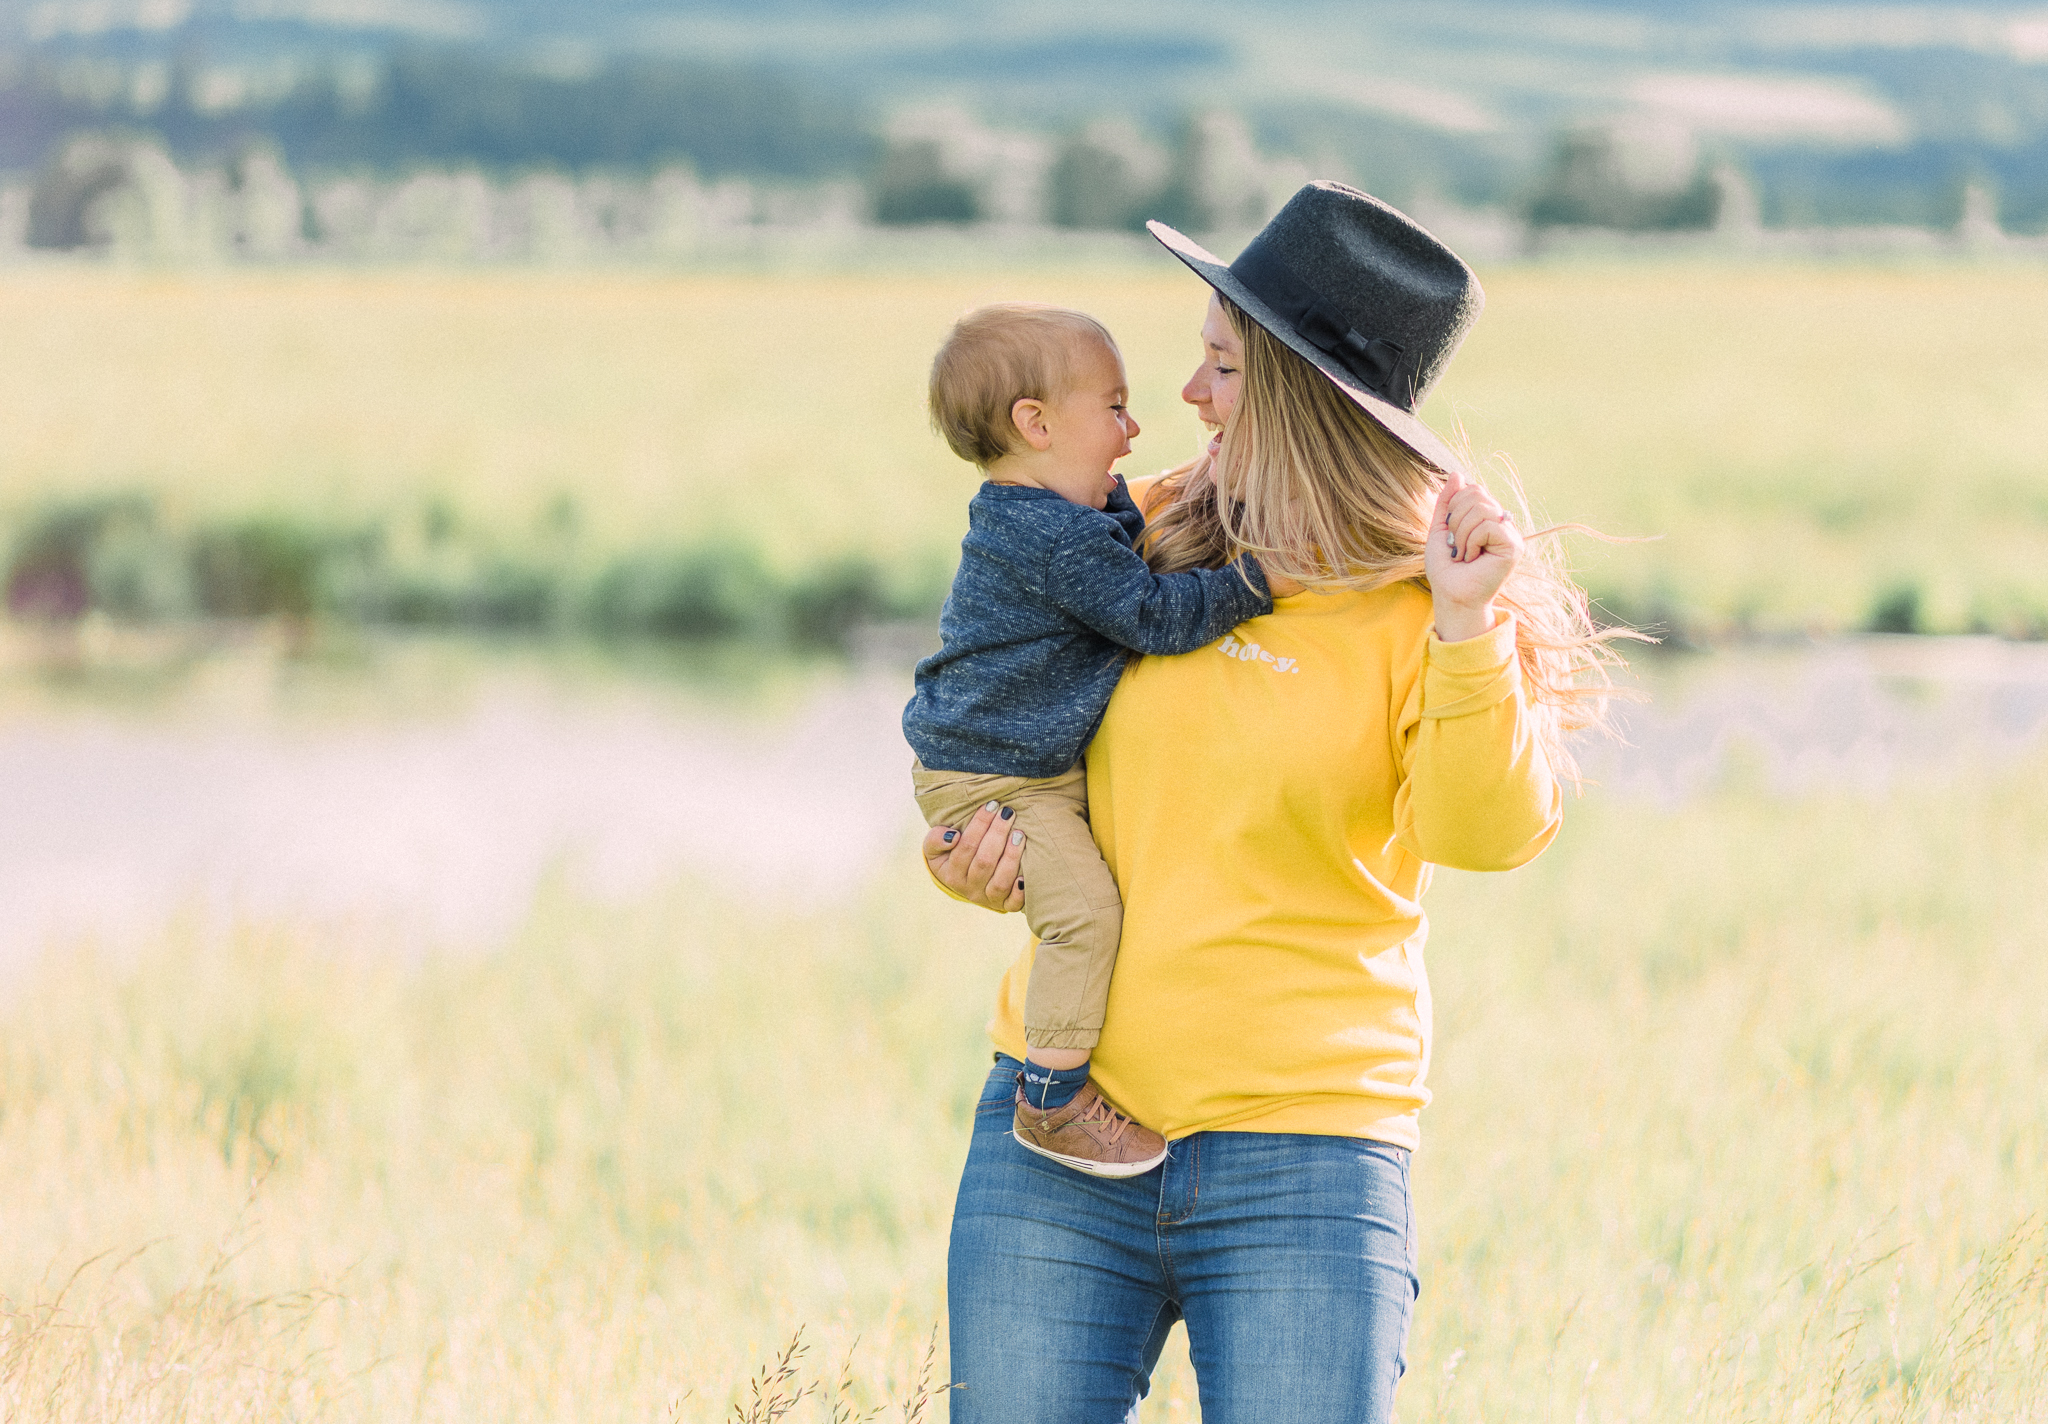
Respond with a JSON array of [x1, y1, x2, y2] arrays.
[[4, 1, 2046, 230]]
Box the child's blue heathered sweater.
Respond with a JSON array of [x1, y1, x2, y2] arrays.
[[904, 479, 1271, 778]]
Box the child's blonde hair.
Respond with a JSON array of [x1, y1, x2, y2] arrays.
[[1140, 296, 1639, 777], [929, 303, 1118, 467]]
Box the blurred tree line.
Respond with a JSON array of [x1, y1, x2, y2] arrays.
[[4, 37, 2045, 241], [3, 491, 935, 648], [0, 47, 874, 180], [1, 44, 1318, 242]]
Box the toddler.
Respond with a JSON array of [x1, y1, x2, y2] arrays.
[[903, 303, 1270, 1176]]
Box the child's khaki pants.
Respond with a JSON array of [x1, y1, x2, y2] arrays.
[[912, 760, 1122, 1052]]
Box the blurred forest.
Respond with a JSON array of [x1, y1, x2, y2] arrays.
[[4, 0, 2048, 259]]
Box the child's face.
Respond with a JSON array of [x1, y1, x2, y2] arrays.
[[1034, 340, 1140, 510]]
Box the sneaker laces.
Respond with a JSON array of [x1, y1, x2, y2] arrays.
[[1071, 1092, 1131, 1146]]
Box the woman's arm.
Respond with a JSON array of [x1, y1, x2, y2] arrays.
[[1393, 614, 1562, 870], [1393, 473, 1562, 870]]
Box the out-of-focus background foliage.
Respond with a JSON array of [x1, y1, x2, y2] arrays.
[[8, 0, 2048, 240], [3, 4, 2047, 1421]]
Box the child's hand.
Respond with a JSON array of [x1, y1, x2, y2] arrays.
[[1424, 470, 1523, 642], [923, 801, 1027, 913]]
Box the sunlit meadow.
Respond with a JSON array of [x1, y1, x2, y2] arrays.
[[2, 745, 2044, 1419]]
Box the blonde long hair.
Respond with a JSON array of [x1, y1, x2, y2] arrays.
[[1139, 297, 1638, 776]]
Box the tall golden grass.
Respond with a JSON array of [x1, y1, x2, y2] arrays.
[[4, 747, 2044, 1419], [4, 264, 2047, 634]]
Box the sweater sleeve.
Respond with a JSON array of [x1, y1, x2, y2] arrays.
[[1392, 611, 1562, 871], [1043, 519, 1272, 655]]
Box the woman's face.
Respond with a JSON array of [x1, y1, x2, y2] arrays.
[[1181, 293, 1243, 455]]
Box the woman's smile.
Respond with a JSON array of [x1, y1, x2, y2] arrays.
[[1183, 293, 1245, 445]]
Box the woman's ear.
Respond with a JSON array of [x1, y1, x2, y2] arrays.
[[1010, 397, 1054, 453]]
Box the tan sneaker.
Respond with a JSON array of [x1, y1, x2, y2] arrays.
[[1012, 1077, 1169, 1177]]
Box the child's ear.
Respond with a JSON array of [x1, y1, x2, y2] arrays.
[[1010, 397, 1053, 452]]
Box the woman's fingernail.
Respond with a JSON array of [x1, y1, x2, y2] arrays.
[[1010, 829, 1024, 846], [983, 800, 999, 813], [1000, 806, 1014, 821], [1016, 879, 1025, 890], [943, 830, 957, 844]]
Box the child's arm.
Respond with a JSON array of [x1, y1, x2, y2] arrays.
[[1043, 518, 1271, 655]]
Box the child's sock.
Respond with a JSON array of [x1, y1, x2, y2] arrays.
[[1019, 1059, 1090, 1112]]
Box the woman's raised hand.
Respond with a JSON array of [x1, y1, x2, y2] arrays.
[[922, 801, 1027, 913], [1424, 471, 1524, 642]]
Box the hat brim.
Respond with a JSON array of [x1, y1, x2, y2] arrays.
[[1147, 219, 1468, 477]]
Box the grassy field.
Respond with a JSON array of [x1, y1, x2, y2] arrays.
[[3, 746, 2044, 1420], [3, 262, 2047, 637]]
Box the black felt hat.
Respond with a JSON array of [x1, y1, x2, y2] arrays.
[[1148, 180, 1483, 476]]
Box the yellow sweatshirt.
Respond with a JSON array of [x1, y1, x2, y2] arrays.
[[984, 507, 1562, 1150]]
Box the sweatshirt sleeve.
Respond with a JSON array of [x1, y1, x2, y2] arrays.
[[1043, 519, 1272, 655], [1392, 612, 1562, 871]]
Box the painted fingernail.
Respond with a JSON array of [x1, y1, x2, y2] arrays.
[[1000, 806, 1014, 821], [1016, 879, 1025, 890], [943, 830, 957, 844], [1010, 830, 1024, 846], [983, 800, 999, 813]]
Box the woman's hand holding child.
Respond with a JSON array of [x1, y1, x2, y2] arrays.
[[923, 802, 1026, 912]]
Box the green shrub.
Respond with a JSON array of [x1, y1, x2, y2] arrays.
[[786, 558, 900, 646], [4, 496, 180, 621], [1868, 582, 1924, 635], [585, 545, 778, 640], [189, 518, 331, 619]]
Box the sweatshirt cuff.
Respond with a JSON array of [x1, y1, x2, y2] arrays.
[[1233, 555, 1272, 603], [1421, 611, 1520, 720]]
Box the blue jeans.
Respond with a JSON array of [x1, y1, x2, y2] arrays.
[[948, 1056, 1418, 1423]]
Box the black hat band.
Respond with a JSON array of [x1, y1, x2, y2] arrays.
[[1229, 244, 1409, 407]]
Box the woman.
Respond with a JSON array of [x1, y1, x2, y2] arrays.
[[925, 182, 1623, 1423]]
